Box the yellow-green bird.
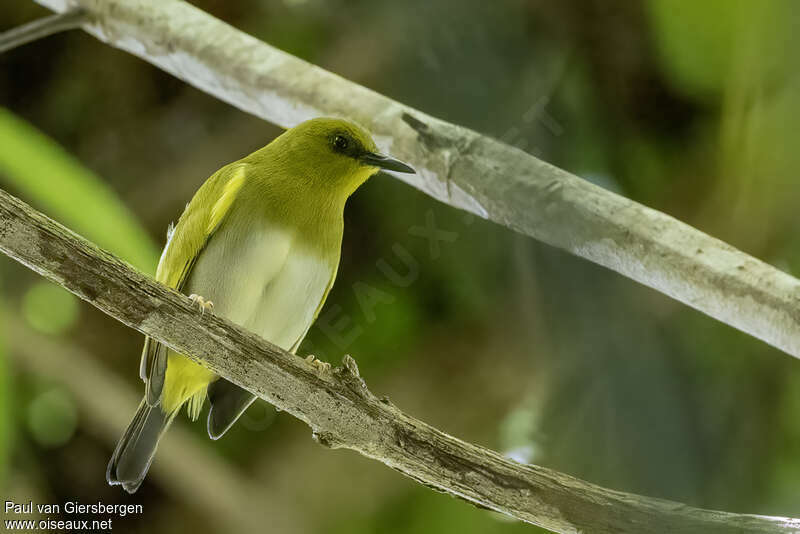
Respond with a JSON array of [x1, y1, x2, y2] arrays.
[[107, 118, 414, 493]]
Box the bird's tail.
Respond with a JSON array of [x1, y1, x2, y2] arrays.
[[107, 398, 176, 493]]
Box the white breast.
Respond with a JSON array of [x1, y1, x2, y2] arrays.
[[245, 246, 333, 351], [185, 222, 334, 352]]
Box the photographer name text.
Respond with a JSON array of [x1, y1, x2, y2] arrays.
[[4, 500, 142, 531]]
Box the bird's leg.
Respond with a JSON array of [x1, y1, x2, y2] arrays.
[[188, 294, 214, 314], [305, 354, 331, 375]]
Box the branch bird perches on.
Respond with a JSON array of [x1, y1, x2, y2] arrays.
[[1, 189, 799, 533]]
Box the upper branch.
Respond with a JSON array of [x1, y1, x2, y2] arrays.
[[1, 191, 798, 534], [30, 0, 800, 361], [0, 8, 85, 53]]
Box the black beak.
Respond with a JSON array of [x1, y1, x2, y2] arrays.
[[361, 152, 415, 174]]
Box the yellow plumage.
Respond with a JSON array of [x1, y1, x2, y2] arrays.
[[155, 164, 249, 416], [107, 117, 414, 494]]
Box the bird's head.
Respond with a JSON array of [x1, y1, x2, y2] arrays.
[[266, 117, 414, 198]]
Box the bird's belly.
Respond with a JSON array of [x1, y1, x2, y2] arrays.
[[246, 249, 333, 351], [184, 223, 334, 351]]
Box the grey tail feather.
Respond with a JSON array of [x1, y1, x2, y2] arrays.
[[107, 398, 176, 493], [207, 379, 256, 440], [143, 340, 167, 407]]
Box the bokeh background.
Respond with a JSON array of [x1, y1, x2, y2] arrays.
[[2, 0, 800, 532]]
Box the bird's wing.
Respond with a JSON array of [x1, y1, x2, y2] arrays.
[[140, 163, 248, 406]]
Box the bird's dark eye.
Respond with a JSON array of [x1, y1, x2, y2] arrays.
[[333, 135, 349, 152]]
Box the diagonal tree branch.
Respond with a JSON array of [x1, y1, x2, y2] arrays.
[[0, 8, 86, 53], [1, 191, 799, 533], [29, 0, 800, 361]]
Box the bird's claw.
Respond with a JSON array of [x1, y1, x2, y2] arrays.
[[189, 294, 214, 314], [305, 354, 331, 375]]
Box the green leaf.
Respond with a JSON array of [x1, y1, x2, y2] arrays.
[[0, 107, 158, 272]]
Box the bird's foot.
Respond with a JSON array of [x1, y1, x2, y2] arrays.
[[305, 354, 331, 375], [189, 294, 214, 314]]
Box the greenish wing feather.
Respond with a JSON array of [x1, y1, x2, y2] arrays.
[[141, 163, 248, 407]]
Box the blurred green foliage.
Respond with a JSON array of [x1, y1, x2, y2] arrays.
[[647, 0, 736, 99], [26, 388, 78, 448], [0, 107, 158, 273], [333, 489, 534, 534], [1, 0, 800, 533], [22, 281, 80, 335], [0, 321, 9, 485]]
